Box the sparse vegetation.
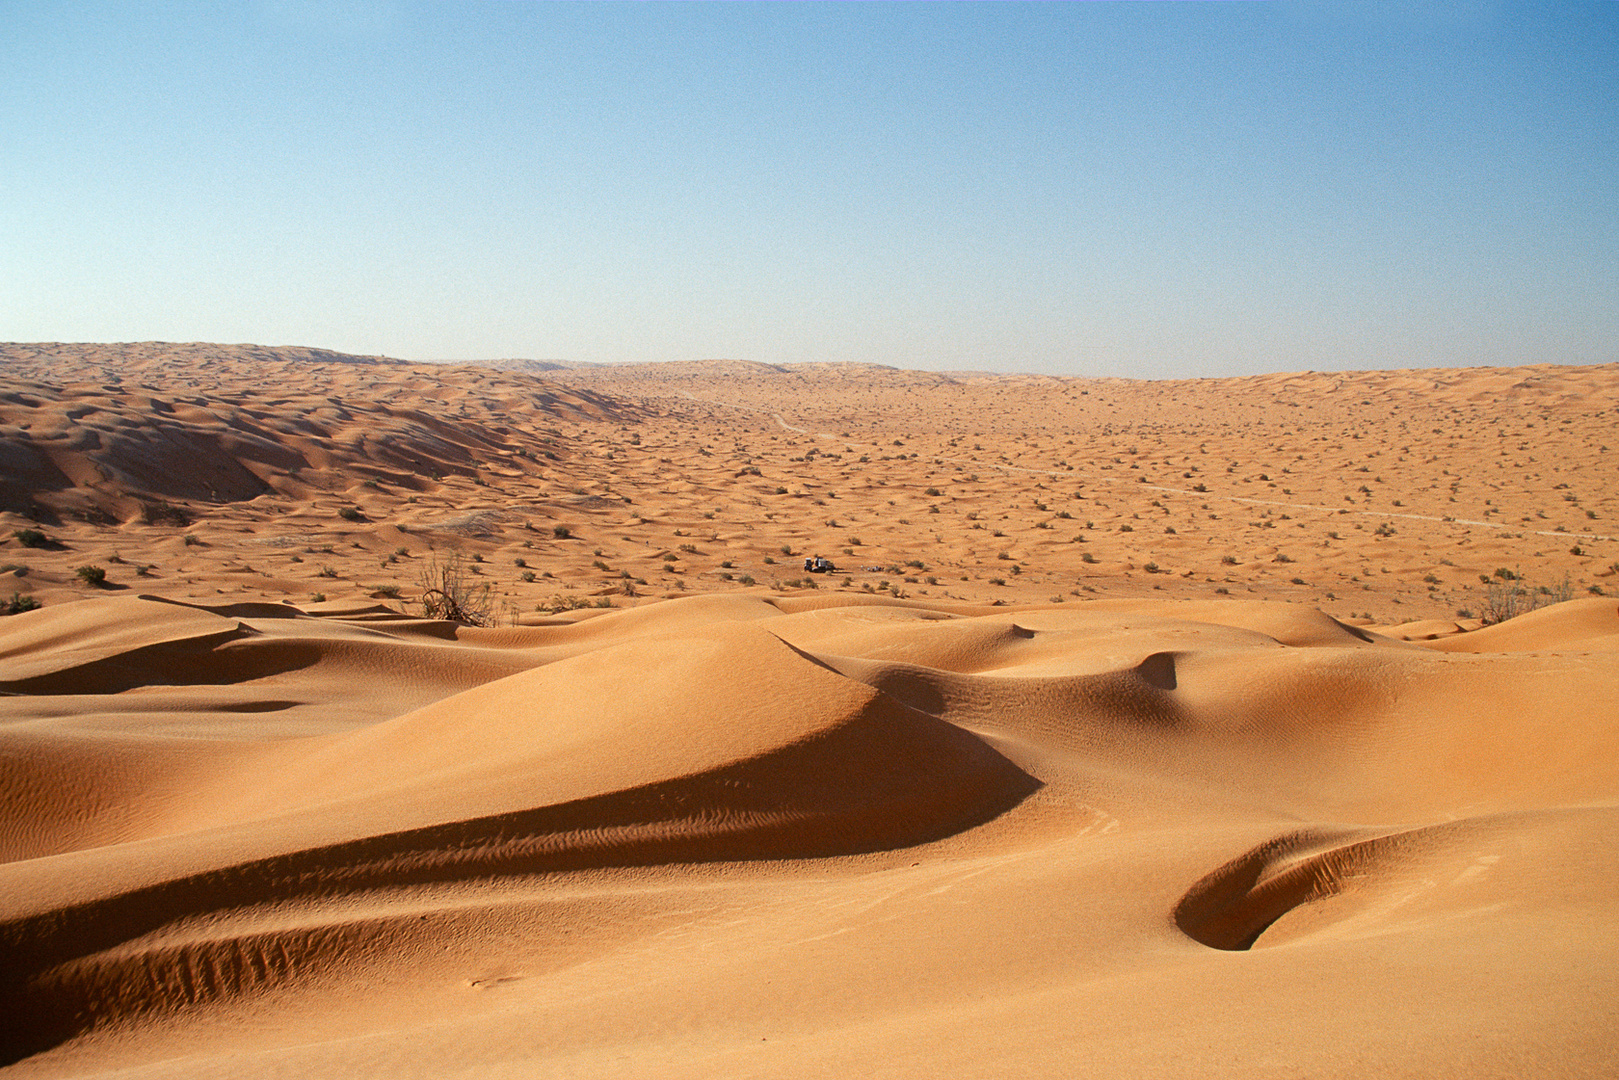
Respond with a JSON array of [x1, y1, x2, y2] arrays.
[[13, 529, 49, 549], [4, 592, 41, 615], [75, 565, 107, 587]]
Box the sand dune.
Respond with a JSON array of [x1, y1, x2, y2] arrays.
[[2, 344, 1617, 1076], [1, 591, 1616, 1076]]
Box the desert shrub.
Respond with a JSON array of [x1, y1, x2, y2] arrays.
[[418, 550, 494, 625], [552, 525, 571, 539], [538, 594, 615, 614], [1143, 562, 1160, 574], [310, 592, 326, 603], [13, 529, 48, 549], [988, 577, 1006, 586], [738, 574, 755, 585], [374, 585, 402, 599], [139, 500, 191, 526], [924, 487, 942, 497], [1481, 571, 1572, 625], [1081, 552, 1098, 564], [521, 570, 536, 582], [338, 506, 364, 522], [4, 592, 41, 615], [75, 565, 107, 586], [318, 566, 338, 578]]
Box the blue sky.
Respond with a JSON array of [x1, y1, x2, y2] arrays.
[[3, 1, 1615, 377]]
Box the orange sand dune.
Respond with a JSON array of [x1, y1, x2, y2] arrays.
[[2, 591, 1616, 1077], [2, 344, 1617, 1076]]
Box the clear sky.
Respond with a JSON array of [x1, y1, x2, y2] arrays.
[[3, 1, 1615, 378]]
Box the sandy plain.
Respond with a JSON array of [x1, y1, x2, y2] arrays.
[[1, 342, 1616, 1077]]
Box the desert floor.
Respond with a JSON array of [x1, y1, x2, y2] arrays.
[[1, 343, 1616, 1077]]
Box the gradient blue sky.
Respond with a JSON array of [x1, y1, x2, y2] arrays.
[[3, 1, 1615, 377]]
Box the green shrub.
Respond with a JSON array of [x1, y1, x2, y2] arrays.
[[338, 506, 364, 522], [3, 592, 41, 615], [14, 528, 48, 549], [75, 565, 107, 586]]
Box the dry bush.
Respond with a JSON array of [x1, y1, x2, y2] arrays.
[[418, 550, 494, 625], [1481, 570, 1573, 625]]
